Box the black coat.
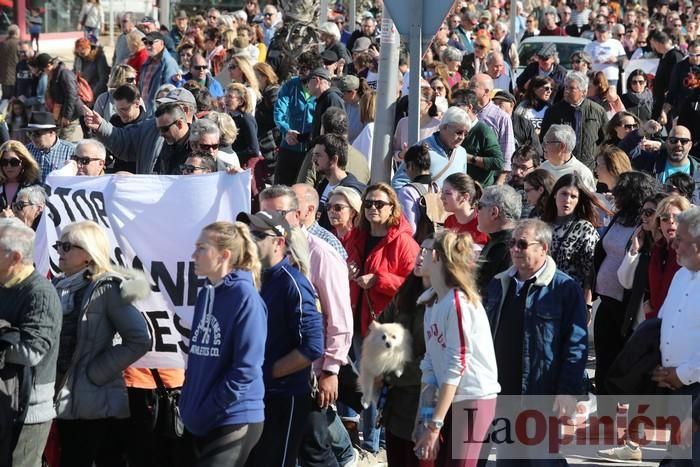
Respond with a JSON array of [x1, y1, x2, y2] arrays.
[[516, 62, 568, 102], [311, 87, 344, 140], [48, 62, 83, 121], [651, 47, 684, 120], [606, 318, 665, 395], [512, 113, 543, 159]]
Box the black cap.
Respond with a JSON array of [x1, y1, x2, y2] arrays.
[[30, 53, 55, 69], [303, 67, 332, 83], [144, 31, 165, 42], [236, 211, 291, 238], [321, 49, 339, 64]]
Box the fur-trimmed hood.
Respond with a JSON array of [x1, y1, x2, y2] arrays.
[[94, 266, 152, 304]]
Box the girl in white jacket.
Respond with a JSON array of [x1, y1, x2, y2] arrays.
[[414, 230, 500, 466]]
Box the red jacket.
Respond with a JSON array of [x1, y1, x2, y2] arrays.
[[647, 239, 681, 318], [346, 216, 420, 336], [128, 48, 148, 83]]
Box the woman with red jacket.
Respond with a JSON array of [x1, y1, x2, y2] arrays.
[[346, 182, 420, 337], [646, 195, 690, 319], [345, 182, 420, 454]]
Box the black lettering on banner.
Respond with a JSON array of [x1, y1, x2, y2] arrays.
[[71, 189, 98, 223], [151, 261, 185, 306], [173, 314, 190, 354], [89, 191, 110, 228], [54, 187, 76, 222], [144, 310, 179, 353]]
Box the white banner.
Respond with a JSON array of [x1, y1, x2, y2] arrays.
[[35, 172, 252, 368]]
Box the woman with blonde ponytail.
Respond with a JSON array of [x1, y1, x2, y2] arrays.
[[413, 230, 499, 466], [180, 221, 267, 467]]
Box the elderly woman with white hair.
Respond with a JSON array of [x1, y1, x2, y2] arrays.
[[539, 124, 597, 191], [189, 118, 240, 171], [392, 106, 470, 190], [319, 21, 351, 64], [327, 186, 362, 247], [11, 185, 46, 230], [52, 220, 151, 467], [441, 46, 463, 88]]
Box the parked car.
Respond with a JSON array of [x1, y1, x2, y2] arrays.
[[516, 36, 591, 78]]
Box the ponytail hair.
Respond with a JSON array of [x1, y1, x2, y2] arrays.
[[202, 221, 262, 288], [432, 230, 480, 305]]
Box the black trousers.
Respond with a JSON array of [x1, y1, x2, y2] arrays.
[[95, 387, 195, 467], [594, 295, 627, 395], [245, 394, 312, 467], [193, 422, 264, 467], [57, 419, 112, 467], [274, 146, 308, 186]]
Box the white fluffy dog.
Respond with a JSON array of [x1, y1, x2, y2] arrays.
[[358, 321, 413, 408]]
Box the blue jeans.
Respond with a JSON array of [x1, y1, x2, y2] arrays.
[[329, 410, 356, 466], [351, 335, 382, 453]]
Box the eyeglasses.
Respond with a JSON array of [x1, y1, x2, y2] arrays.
[[669, 137, 691, 145], [250, 230, 280, 240], [142, 40, 156, 46], [509, 239, 541, 250], [363, 199, 392, 209], [125, 77, 136, 83], [71, 155, 103, 166], [193, 65, 208, 70], [621, 123, 639, 130], [180, 164, 207, 174], [640, 207, 656, 217], [541, 86, 553, 91], [11, 201, 33, 211], [329, 203, 350, 212], [53, 241, 84, 253], [572, 59, 583, 64], [630, 79, 646, 84], [198, 143, 219, 151], [263, 12, 274, 17], [158, 120, 180, 133], [0, 158, 22, 167], [659, 214, 678, 223]]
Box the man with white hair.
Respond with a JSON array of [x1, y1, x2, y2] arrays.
[[0, 219, 62, 467], [189, 118, 240, 171], [470, 73, 515, 183], [261, 4, 281, 47], [539, 124, 596, 191], [72, 139, 107, 176], [486, 51, 513, 93], [391, 106, 470, 189], [207, 8, 221, 29], [493, 22, 519, 68], [319, 22, 351, 65], [114, 13, 142, 65], [540, 71, 608, 170], [651, 206, 700, 463]]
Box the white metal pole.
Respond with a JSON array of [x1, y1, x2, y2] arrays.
[[407, 0, 422, 146], [370, 10, 400, 182]]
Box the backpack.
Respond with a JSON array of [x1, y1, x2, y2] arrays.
[[75, 72, 94, 106], [409, 182, 448, 243]]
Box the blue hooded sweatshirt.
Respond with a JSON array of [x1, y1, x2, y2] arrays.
[[273, 76, 316, 153], [260, 257, 324, 397], [180, 270, 267, 436]]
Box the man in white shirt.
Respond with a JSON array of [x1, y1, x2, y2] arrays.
[[583, 23, 627, 86], [540, 124, 597, 191], [653, 206, 700, 462]]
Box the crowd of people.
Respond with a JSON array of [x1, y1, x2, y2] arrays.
[[1, 0, 700, 466]]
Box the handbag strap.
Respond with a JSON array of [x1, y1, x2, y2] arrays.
[[431, 148, 458, 183], [150, 368, 168, 396]]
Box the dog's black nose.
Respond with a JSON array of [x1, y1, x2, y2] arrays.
[[385, 342, 391, 349]]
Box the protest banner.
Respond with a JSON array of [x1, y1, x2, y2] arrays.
[[35, 172, 252, 368]]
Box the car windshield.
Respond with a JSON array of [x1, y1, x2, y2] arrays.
[[518, 41, 588, 69]]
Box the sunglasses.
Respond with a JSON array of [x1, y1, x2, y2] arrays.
[[0, 158, 22, 167], [669, 137, 691, 145], [142, 40, 157, 46], [328, 203, 350, 212], [53, 241, 84, 253], [659, 214, 678, 223], [125, 77, 136, 83], [71, 155, 102, 166], [640, 207, 656, 217], [198, 143, 219, 151], [621, 123, 639, 130], [158, 120, 180, 133], [508, 239, 541, 250], [193, 65, 208, 70], [11, 201, 33, 211], [631, 79, 646, 84], [250, 230, 281, 240], [363, 199, 391, 209], [541, 86, 553, 91], [180, 164, 208, 174]]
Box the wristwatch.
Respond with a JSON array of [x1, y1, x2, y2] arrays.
[[428, 419, 444, 432]]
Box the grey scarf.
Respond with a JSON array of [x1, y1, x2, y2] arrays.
[[55, 268, 92, 316]]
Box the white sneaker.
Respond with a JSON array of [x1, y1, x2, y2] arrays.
[[598, 444, 642, 462]]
